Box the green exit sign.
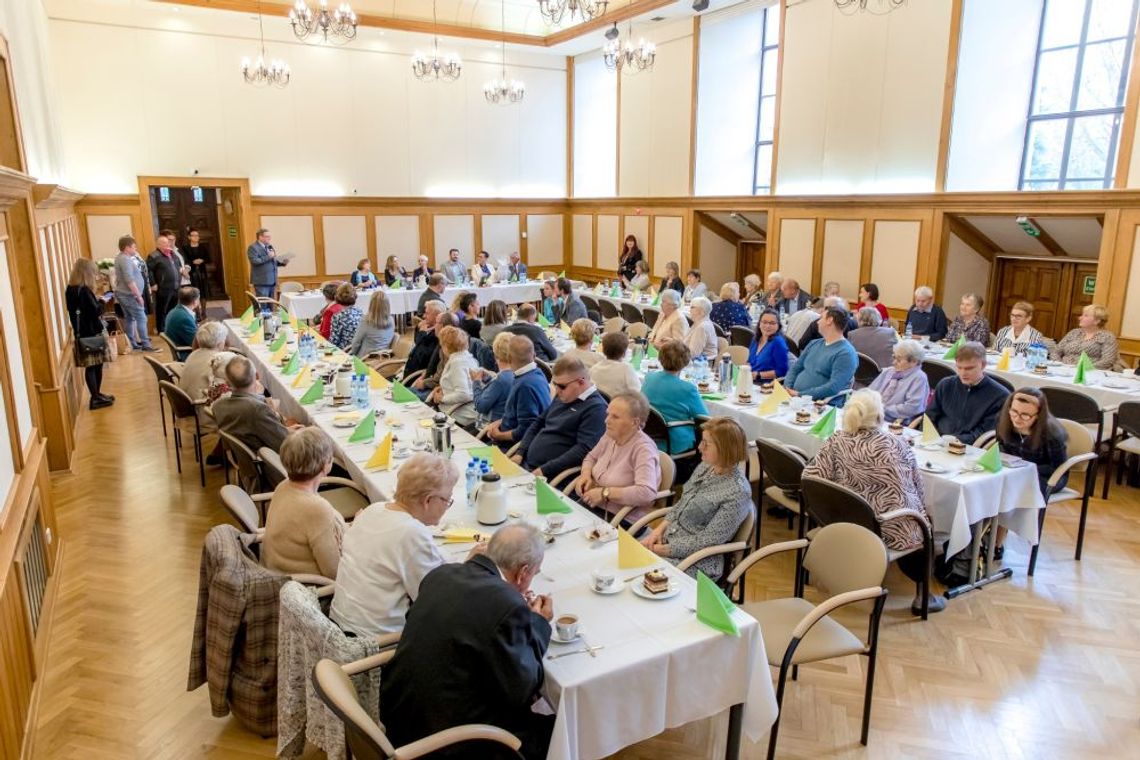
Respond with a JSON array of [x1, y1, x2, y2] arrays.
[[1083, 275, 1096, 295], [227, 225, 238, 238]]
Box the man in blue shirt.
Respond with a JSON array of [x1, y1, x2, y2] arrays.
[[163, 286, 200, 360], [905, 285, 949, 342], [786, 305, 858, 406], [512, 354, 606, 478], [488, 335, 551, 446]]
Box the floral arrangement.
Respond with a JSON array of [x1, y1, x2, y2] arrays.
[[96, 257, 115, 271]]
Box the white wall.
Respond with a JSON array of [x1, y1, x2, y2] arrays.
[[946, 0, 1042, 191], [775, 0, 953, 194], [46, 0, 565, 196], [573, 52, 617, 197], [941, 233, 991, 315]]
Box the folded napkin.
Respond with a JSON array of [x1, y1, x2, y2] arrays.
[[239, 305, 254, 324], [365, 432, 393, 470], [942, 336, 965, 360], [921, 414, 940, 444], [353, 356, 369, 375], [696, 571, 739, 636], [391, 380, 419, 404], [808, 406, 837, 439], [700, 392, 727, 401], [537, 313, 552, 328], [977, 442, 1003, 473], [617, 528, 658, 568], [269, 333, 288, 352], [347, 413, 375, 443], [1074, 351, 1095, 385], [299, 379, 324, 405], [291, 365, 311, 388], [647, 344, 659, 360], [438, 528, 489, 543], [369, 369, 389, 390], [536, 477, 573, 515]]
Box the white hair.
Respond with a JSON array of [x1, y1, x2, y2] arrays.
[[823, 296, 846, 309], [487, 523, 546, 572], [659, 289, 681, 307], [210, 351, 239, 380], [690, 296, 712, 317], [423, 300, 446, 316], [893, 339, 925, 364], [914, 285, 933, 299], [856, 306, 882, 328], [842, 389, 884, 434], [196, 322, 228, 350]]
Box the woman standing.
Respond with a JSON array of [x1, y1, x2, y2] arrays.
[[747, 308, 790, 381], [994, 301, 1045, 355], [1051, 304, 1119, 370], [351, 258, 379, 289], [618, 234, 644, 284], [382, 255, 406, 287], [349, 289, 395, 357], [945, 293, 991, 346], [185, 229, 211, 300], [66, 258, 114, 409]]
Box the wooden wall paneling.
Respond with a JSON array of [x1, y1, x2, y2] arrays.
[[365, 213, 377, 272], [647, 214, 656, 274], [1103, 209, 1136, 336], [859, 217, 876, 285], [810, 218, 825, 295], [419, 213, 434, 266], [312, 214, 325, 276], [0, 563, 34, 760], [520, 214, 529, 263], [473, 213, 483, 257]]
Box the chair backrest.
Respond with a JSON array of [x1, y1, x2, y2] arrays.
[[159, 380, 198, 419], [727, 345, 750, 366], [716, 337, 730, 357], [803, 522, 888, 596], [1116, 400, 1140, 438], [729, 325, 753, 348], [580, 294, 600, 314], [985, 371, 1015, 394], [280, 281, 304, 293], [143, 354, 176, 384], [535, 358, 553, 382], [258, 446, 288, 488], [620, 302, 644, 325], [600, 300, 622, 320], [658, 451, 676, 492], [312, 657, 397, 760], [1041, 386, 1101, 426], [855, 353, 881, 388], [627, 322, 649, 340], [712, 321, 728, 340], [642, 307, 660, 328], [755, 437, 807, 492], [246, 291, 263, 312], [800, 475, 882, 538], [644, 407, 670, 451], [1058, 418, 1094, 469], [392, 335, 414, 359], [220, 484, 262, 532], [587, 309, 603, 326], [219, 429, 264, 492], [920, 359, 956, 389], [158, 332, 182, 357], [603, 316, 625, 334], [372, 358, 405, 380]]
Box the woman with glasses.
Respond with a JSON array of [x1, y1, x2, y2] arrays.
[[331, 453, 471, 636], [747, 308, 790, 381], [993, 301, 1044, 356]]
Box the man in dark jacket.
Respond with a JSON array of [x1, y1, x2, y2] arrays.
[[504, 304, 558, 362], [513, 355, 606, 478], [380, 524, 554, 759], [147, 233, 182, 333], [925, 342, 1009, 444]]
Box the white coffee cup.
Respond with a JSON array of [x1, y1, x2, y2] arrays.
[[591, 569, 615, 592], [554, 614, 579, 640], [545, 514, 565, 533]]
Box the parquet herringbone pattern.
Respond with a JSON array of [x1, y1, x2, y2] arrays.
[[30, 355, 1140, 759]]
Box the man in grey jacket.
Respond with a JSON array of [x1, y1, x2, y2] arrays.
[[247, 228, 283, 298], [113, 234, 159, 351], [441, 248, 468, 285], [555, 278, 587, 324]]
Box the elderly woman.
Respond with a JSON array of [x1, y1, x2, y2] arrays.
[[590, 331, 642, 398], [206, 350, 238, 405], [649, 289, 689, 349], [660, 261, 685, 294], [683, 269, 708, 301], [350, 258, 378, 288], [1051, 303, 1119, 370], [848, 306, 898, 369], [349, 289, 394, 357], [748, 308, 790, 380], [329, 284, 363, 350], [743, 273, 764, 308], [945, 292, 991, 346], [639, 417, 752, 580], [710, 282, 751, 333], [178, 321, 230, 402], [480, 299, 510, 345], [472, 332, 515, 429], [429, 326, 479, 427], [762, 271, 783, 307], [686, 296, 719, 360], [331, 453, 462, 635], [382, 255, 407, 286], [625, 259, 652, 291], [994, 301, 1044, 356], [262, 428, 345, 579], [867, 339, 929, 423], [574, 392, 661, 522], [564, 318, 602, 368], [802, 389, 944, 615]]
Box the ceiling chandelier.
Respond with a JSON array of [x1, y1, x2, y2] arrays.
[[289, 0, 358, 43], [242, 1, 290, 87], [835, 0, 906, 14], [413, 0, 462, 81], [485, 1, 524, 104], [603, 23, 655, 75], [538, 0, 609, 26]]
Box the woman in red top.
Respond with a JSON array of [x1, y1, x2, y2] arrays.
[[859, 282, 890, 324], [319, 284, 352, 339]]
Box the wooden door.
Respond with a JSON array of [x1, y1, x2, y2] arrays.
[[218, 187, 247, 316], [1065, 262, 1098, 331], [148, 186, 226, 298], [994, 259, 1066, 339], [737, 241, 766, 284]]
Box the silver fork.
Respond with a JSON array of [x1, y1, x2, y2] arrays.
[[547, 645, 604, 660]]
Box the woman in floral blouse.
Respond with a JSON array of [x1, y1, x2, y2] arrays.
[[1051, 303, 1119, 370], [709, 282, 751, 334], [328, 283, 363, 350], [945, 292, 991, 346]]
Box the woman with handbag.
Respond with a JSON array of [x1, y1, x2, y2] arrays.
[[66, 258, 114, 410]]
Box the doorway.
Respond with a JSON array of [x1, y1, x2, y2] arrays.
[[148, 185, 226, 300], [736, 241, 766, 284], [992, 258, 1098, 341]]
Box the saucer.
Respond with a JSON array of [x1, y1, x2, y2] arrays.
[[631, 581, 680, 601], [550, 630, 582, 644], [790, 418, 814, 426], [332, 419, 358, 429], [920, 462, 949, 474], [590, 583, 623, 596]]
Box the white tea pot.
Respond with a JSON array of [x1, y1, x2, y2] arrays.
[[475, 472, 507, 526]]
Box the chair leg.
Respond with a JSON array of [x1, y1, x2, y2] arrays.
[[921, 539, 933, 621], [1028, 507, 1047, 576], [173, 427, 183, 473], [861, 594, 887, 746], [1076, 460, 1096, 561], [767, 649, 796, 760], [196, 426, 206, 488], [1101, 437, 1114, 500], [159, 393, 167, 438]]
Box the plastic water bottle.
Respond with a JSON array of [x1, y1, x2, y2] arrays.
[[904, 322, 913, 341], [353, 374, 369, 409], [466, 461, 479, 508], [1026, 343, 1040, 370]]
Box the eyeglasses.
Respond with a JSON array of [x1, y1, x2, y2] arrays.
[[1009, 409, 1038, 422], [553, 377, 584, 391], [429, 494, 455, 509]]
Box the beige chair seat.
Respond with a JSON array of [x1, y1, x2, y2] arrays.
[[745, 597, 866, 666], [764, 485, 800, 513], [1048, 487, 1080, 504], [1115, 436, 1140, 456], [323, 486, 370, 520]]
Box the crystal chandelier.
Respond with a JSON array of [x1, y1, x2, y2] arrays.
[[289, 0, 358, 43], [413, 0, 462, 81], [603, 23, 655, 75], [485, 1, 524, 104], [835, 0, 906, 14], [538, 0, 609, 26], [242, 2, 290, 87]]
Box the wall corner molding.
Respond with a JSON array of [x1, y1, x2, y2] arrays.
[[32, 185, 84, 209], [0, 168, 36, 209]]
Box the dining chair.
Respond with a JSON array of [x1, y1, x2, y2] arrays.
[[730, 325, 753, 348], [716, 337, 729, 358], [800, 474, 935, 619], [756, 437, 809, 535], [568, 452, 677, 527], [712, 322, 728, 340], [280, 281, 304, 294], [599, 300, 622, 321], [985, 371, 1015, 394], [1105, 400, 1140, 497], [534, 358, 553, 382], [143, 355, 178, 438], [602, 316, 625, 335], [371, 358, 405, 380], [675, 501, 756, 602], [920, 358, 955, 389], [580, 294, 600, 315], [219, 483, 268, 533], [258, 447, 369, 522], [643, 407, 698, 466], [159, 331, 192, 361], [642, 307, 661, 329], [311, 656, 524, 760], [626, 322, 649, 341], [218, 429, 265, 496], [391, 335, 415, 360], [1040, 386, 1107, 496], [620, 302, 644, 325], [727, 345, 750, 366], [854, 352, 880, 389], [1023, 418, 1099, 575], [725, 523, 889, 760], [159, 380, 208, 486]]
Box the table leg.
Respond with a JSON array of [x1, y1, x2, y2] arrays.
[[725, 702, 744, 760], [945, 517, 1013, 599]]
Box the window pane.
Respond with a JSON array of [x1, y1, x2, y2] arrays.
[[759, 96, 776, 142], [1041, 0, 1088, 49], [1065, 178, 1110, 188], [1077, 39, 1127, 109], [1033, 48, 1079, 113], [1087, 0, 1135, 41], [1024, 180, 1061, 190], [754, 144, 773, 191], [1024, 118, 1070, 180], [761, 49, 778, 95], [1066, 112, 1116, 178], [764, 6, 780, 47]]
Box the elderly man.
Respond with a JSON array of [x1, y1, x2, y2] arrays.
[[774, 277, 811, 315], [412, 254, 434, 283], [380, 524, 554, 760], [822, 281, 841, 299], [178, 322, 229, 403], [147, 233, 182, 333], [488, 335, 551, 446], [649, 289, 689, 349], [416, 273, 447, 316], [513, 355, 606, 478], [785, 305, 858, 406], [925, 341, 1008, 444], [212, 355, 298, 452], [113, 234, 160, 352], [905, 285, 949, 342], [555, 277, 587, 324], [442, 248, 467, 285], [247, 227, 283, 299], [507, 251, 527, 282], [404, 300, 447, 378], [504, 304, 558, 362], [164, 286, 200, 360]]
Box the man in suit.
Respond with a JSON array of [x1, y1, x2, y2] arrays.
[[555, 277, 587, 324], [504, 304, 558, 362], [380, 524, 554, 760], [774, 277, 812, 315], [163, 286, 200, 360], [147, 233, 182, 333], [247, 228, 284, 299], [412, 254, 434, 282], [212, 355, 298, 452], [507, 251, 527, 282], [442, 248, 468, 285], [416, 273, 447, 316]]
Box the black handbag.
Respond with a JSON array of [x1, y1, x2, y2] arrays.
[[74, 308, 107, 358]]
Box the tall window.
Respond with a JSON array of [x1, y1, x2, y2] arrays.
[[1021, 0, 1140, 190], [752, 4, 780, 195]]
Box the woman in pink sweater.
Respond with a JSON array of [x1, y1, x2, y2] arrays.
[[574, 392, 661, 524]]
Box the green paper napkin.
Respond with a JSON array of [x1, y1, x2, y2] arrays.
[[239, 305, 254, 321], [632, 351, 643, 372], [558, 270, 565, 278], [391, 380, 419, 404], [700, 392, 727, 401], [610, 286, 621, 298], [466, 445, 494, 461], [299, 379, 324, 405], [347, 412, 375, 443], [390, 279, 403, 290], [731, 364, 739, 383], [651, 291, 661, 306], [353, 356, 369, 375], [696, 571, 739, 636], [277, 307, 290, 324], [647, 344, 659, 360], [1073, 351, 1094, 385], [282, 352, 300, 375], [536, 477, 572, 514], [538, 313, 552, 328], [977, 442, 1003, 473], [942, 336, 965, 360], [809, 406, 837, 439], [248, 318, 262, 334], [270, 333, 288, 352]]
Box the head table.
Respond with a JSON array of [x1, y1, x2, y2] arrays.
[[281, 281, 544, 321], [223, 320, 778, 760]]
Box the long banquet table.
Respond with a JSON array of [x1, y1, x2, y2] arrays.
[[224, 320, 779, 760], [281, 281, 544, 320]]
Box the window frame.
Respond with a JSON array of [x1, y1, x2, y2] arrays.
[[752, 5, 780, 196]]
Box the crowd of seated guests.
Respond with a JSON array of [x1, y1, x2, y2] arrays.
[[686, 296, 719, 360]]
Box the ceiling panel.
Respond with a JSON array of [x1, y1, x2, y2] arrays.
[[1037, 217, 1102, 258], [963, 215, 1050, 256]]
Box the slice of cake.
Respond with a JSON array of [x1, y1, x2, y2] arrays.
[[643, 569, 670, 595]]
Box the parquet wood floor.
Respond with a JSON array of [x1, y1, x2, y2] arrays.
[[30, 355, 1140, 759]]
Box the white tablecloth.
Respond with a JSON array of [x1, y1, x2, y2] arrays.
[[282, 282, 543, 320], [223, 320, 779, 760]]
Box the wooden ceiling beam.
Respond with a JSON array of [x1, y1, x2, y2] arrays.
[[1028, 217, 1068, 257], [946, 215, 998, 263], [697, 212, 744, 246], [730, 212, 767, 240]]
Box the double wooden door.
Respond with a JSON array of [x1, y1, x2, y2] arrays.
[[149, 186, 227, 298], [993, 259, 1097, 341]]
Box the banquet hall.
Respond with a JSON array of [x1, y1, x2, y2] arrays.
[[2, 0, 1140, 758]]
